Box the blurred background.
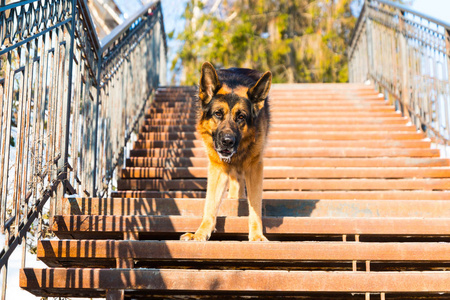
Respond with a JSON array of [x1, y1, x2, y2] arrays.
[[86, 0, 450, 86], [167, 0, 368, 85]]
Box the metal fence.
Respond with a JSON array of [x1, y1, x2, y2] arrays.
[[349, 0, 450, 154], [0, 0, 166, 297]]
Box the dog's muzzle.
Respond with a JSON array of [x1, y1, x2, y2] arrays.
[[216, 133, 236, 163]]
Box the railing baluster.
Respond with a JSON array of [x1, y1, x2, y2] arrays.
[[1, 51, 14, 231], [399, 10, 409, 117], [0, 0, 166, 297], [349, 0, 450, 154]]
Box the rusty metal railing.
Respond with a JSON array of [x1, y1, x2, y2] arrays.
[[0, 0, 166, 297], [349, 0, 450, 155]]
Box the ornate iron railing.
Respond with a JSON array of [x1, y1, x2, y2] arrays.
[[349, 0, 450, 155], [0, 0, 166, 297]]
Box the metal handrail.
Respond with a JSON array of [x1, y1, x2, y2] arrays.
[[350, 0, 450, 51], [348, 0, 450, 154], [77, 0, 102, 51], [101, 0, 157, 51], [375, 0, 450, 30], [0, 0, 167, 298]]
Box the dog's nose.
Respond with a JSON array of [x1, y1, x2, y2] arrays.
[[221, 134, 235, 148]]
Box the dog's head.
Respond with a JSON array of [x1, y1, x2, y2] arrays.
[[198, 62, 272, 163]]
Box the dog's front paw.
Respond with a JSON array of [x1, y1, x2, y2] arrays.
[[180, 232, 209, 241], [249, 234, 269, 242]]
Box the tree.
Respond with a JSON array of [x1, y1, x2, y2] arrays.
[[172, 0, 357, 84], [171, 0, 413, 84]]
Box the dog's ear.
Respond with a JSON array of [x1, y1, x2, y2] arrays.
[[199, 62, 220, 106], [247, 71, 272, 116]]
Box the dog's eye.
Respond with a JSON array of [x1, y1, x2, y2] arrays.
[[238, 115, 246, 120], [214, 111, 223, 118]]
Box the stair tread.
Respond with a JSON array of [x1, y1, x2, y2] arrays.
[[153, 99, 388, 104], [140, 124, 418, 132], [126, 157, 450, 167], [117, 178, 450, 191], [120, 166, 450, 179], [145, 112, 406, 119], [111, 190, 450, 200], [144, 118, 410, 125], [128, 148, 439, 158], [61, 197, 450, 217], [37, 240, 450, 262], [133, 140, 432, 149], [20, 268, 450, 297], [137, 132, 426, 141], [147, 107, 397, 114], [52, 215, 450, 237]]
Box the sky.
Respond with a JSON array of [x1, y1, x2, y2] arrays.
[[161, 0, 189, 83], [1, 0, 449, 299], [411, 0, 450, 24]]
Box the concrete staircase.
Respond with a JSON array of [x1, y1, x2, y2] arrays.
[[20, 84, 450, 299]]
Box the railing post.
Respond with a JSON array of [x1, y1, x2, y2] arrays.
[[398, 10, 410, 118], [106, 289, 125, 300], [93, 57, 102, 197], [444, 29, 450, 156], [365, 0, 374, 81], [158, 8, 168, 86], [54, 0, 78, 218]]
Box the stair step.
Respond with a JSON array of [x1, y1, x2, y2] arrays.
[[128, 148, 439, 158], [52, 215, 450, 239], [117, 178, 450, 191], [146, 106, 402, 115], [37, 240, 450, 267], [270, 83, 374, 89], [120, 167, 450, 179], [137, 132, 426, 141], [140, 124, 417, 132], [63, 198, 450, 218], [158, 90, 380, 95], [135, 140, 433, 149], [144, 117, 410, 125], [147, 107, 397, 114], [154, 99, 387, 105], [152, 101, 391, 108], [111, 190, 450, 200], [126, 157, 450, 168], [20, 268, 450, 297], [155, 97, 385, 103], [156, 84, 369, 90], [145, 112, 404, 119], [156, 89, 378, 95], [156, 91, 380, 97], [133, 139, 431, 149]]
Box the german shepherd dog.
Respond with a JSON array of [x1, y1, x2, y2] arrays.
[[180, 62, 272, 242]]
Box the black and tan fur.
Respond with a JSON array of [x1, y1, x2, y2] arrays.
[[180, 62, 272, 242]]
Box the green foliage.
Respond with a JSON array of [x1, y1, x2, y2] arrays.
[[172, 0, 360, 84]]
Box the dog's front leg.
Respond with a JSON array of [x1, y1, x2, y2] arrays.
[[228, 171, 246, 199], [245, 160, 268, 242], [180, 163, 229, 241]]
